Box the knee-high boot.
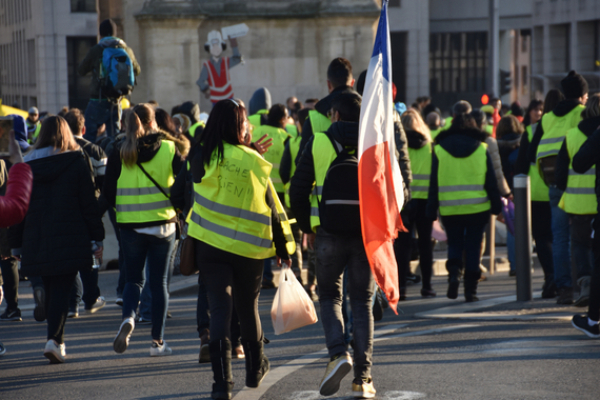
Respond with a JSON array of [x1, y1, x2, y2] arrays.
[[446, 258, 462, 299], [464, 270, 481, 303], [242, 338, 270, 388], [209, 339, 234, 399]]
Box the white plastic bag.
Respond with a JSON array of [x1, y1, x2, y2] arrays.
[[271, 267, 318, 335]]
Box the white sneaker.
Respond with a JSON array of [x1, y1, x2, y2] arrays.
[[150, 341, 172, 357], [114, 317, 135, 354], [43, 340, 66, 363]]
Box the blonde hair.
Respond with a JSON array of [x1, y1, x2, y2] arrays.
[[581, 93, 600, 120], [120, 104, 155, 167], [31, 116, 80, 153], [401, 109, 432, 142], [496, 115, 524, 139]]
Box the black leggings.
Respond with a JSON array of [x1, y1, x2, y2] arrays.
[[531, 201, 554, 280], [195, 239, 263, 343], [42, 273, 78, 344]]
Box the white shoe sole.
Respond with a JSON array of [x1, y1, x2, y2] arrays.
[[319, 359, 352, 396], [352, 390, 376, 399], [571, 320, 600, 338], [114, 319, 134, 353]]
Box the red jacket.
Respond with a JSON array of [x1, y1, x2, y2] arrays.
[[0, 163, 32, 228]]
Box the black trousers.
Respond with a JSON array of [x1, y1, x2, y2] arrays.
[[42, 273, 78, 344], [0, 257, 19, 311], [588, 217, 600, 321], [531, 201, 554, 281], [195, 239, 263, 343]]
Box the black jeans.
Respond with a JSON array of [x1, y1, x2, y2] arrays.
[[0, 257, 19, 311], [395, 200, 434, 290], [315, 229, 375, 380], [531, 201, 554, 281], [588, 217, 600, 321], [442, 217, 487, 277], [195, 239, 263, 343], [42, 273, 78, 344]]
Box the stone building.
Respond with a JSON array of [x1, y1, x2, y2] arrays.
[[101, 0, 380, 112]]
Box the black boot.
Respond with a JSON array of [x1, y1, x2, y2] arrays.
[[446, 259, 462, 299], [464, 270, 481, 303], [242, 339, 270, 388], [209, 339, 234, 399]]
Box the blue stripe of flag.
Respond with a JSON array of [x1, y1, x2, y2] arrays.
[[371, 0, 390, 82]]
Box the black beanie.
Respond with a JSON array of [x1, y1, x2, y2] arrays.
[[560, 70, 588, 99], [99, 19, 116, 37]]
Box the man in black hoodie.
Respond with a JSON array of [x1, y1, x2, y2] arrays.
[[528, 71, 588, 304], [290, 92, 377, 398], [295, 58, 356, 165]]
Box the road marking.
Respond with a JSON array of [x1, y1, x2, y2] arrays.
[[232, 323, 477, 400], [288, 390, 426, 400]]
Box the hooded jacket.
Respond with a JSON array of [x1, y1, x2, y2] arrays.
[[496, 132, 522, 190], [248, 88, 272, 116], [10, 150, 104, 276], [10, 114, 29, 153], [103, 133, 185, 229], [555, 115, 600, 192], [290, 121, 358, 233], [427, 126, 502, 223], [572, 128, 600, 214]]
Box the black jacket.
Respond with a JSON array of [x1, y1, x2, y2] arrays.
[[573, 128, 600, 214], [555, 116, 600, 192], [103, 133, 185, 229], [10, 151, 104, 277], [527, 99, 583, 164], [290, 121, 359, 233], [427, 126, 502, 223], [394, 116, 412, 203], [296, 85, 357, 165], [75, 136, 107, 196], [514, 123, 537, 176], [497, 132, 521, 191]]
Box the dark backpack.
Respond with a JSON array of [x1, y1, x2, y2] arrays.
[[99, 42, 135, 98], [318, 136, 361, 236]]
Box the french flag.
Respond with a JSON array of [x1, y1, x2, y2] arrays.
[[358, 0, 405, 313]]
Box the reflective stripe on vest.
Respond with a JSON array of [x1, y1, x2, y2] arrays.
[[204, 57, 233, 102], [248, 110, 267, 130], [526, 124, 549, 202], [116, 140, 177, 223], [284, 136, 301, 208], [252, 125, 290, 193], [435, 144, 490, 216], [309, 110, 331, 136], [310, 133, 339, 231], [536, 105, 584, 163], [186, 143, 295, 259], [408, 144, 432, 200], [558, 126, 597, 214], [189, 121, 205, 138]]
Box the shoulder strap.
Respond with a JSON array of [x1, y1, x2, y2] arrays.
[[324, 131, 344, 155], [136, 161, 175, 209]]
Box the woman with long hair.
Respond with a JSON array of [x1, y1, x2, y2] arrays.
[[104, 104, 184, 357], [523, 99, 544, 127], [186, 99, 292, 399], [12, 116, 104, 363], [395, 109, 436, 299]]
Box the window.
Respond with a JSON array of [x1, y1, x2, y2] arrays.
[[67, 37, 96, 109], [71, 0, 96, 13], [522, 65, 528, 94], [389, 0, 401, 7]]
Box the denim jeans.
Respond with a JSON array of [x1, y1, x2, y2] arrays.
[[570, 214, 594, 279], [138, 238, 177, 321], [69, 268, 100, 310], [315, 229, 374, 380], [83, 99, 121, 143], [120, 228, 175, 341], [263, 258, 274, 283], [107, 207, 126, 297], [549, 186, 571, 289], [441, 217, 487, 277]]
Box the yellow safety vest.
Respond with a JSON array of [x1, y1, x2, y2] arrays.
[[440, 116, 453, 131], [284, 136, 301, 208], [286, 123, 298, 138], [248, 110, 268, 130], [526, 125, 549, 202], [430, 128, 442, 139], [189, 121, 206, 139], [252, 125, 290, 194], [559, 126, 597, 214], [187, 142, 295, 259], [309, 133, 339, 231], [408, 144, 432, 200], [536, 105, 584, 164], [309, 110, 331, 135], [27, 121, 41, 144], [116, 140, 177, 224], [435, 144, 491, 216]]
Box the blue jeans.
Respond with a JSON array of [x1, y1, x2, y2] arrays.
[[549, 186, 571, 289], [107, 207, 126, 297], [69, 268, 100, 310], [138, 239, 177, 321], [570, 214, 594, 280], [120, 228, 175, 341], [263, 258, 273, 283], [315, 229, 374, 380], [83, 99, 121, 143], [442, 217, 487, 278]]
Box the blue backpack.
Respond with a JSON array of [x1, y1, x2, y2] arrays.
[[99, 41, 135, 98]]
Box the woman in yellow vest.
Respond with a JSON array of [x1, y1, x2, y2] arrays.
[[555, 93, 600, 307], [427, 113, 502, 302], [104, 104, 184, 357], [395, 109, 436, 299], [187, 99, 293, 399]]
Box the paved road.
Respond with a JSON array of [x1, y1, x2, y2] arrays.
[[1, 269, 598, 400]]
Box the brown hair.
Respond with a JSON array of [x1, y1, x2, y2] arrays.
[[120, 104, 155, 167], [496, 115, 524, 139], [31, 116, 80, 153], [581, 93, 600, 120], [64, 108, 85, 136], [401, 109, 432, 142]]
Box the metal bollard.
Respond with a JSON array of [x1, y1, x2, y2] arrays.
[[514, 174, 532, 301]]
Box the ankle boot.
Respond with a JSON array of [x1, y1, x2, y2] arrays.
[[242, 339, 270, 388], [446, 259, 462, 299], [464, 270, 481, 302], [209, 339, 234, 399]]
